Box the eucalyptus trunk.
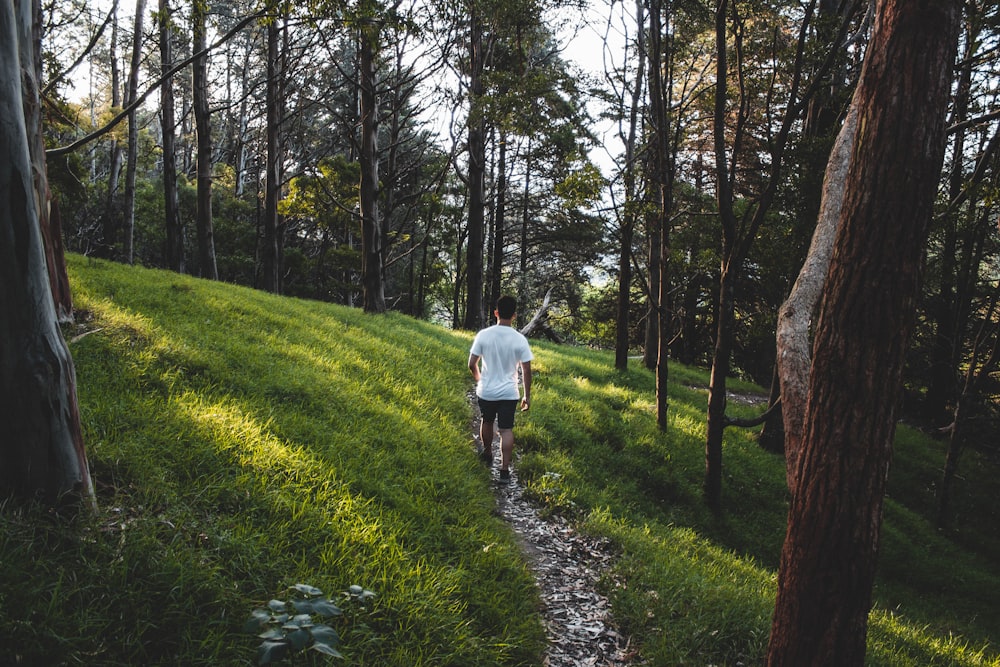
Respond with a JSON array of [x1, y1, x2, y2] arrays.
[[1, 0, 94, 507]]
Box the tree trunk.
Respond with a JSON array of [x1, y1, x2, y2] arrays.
[[490, 133, 508, 311], [776, 105, 856, 495], [159, 0, 184, 273], [648, 0, 672, 431], [192, 0, 218, 280], [704, 0, 738, 512], [262, 18, 282, 293], [925, 22, 978, 422], [642, 205, 659, 371], [760, 0, 853, 453], [938, 282, 1000, 527], [463, 10, 486, 329], [359, 22, 385, 313], [100, 5, 122, 260], [767, 2, 960, 663], [704, 261, 735, 511], [614, 0, 645, 372], [1, 0, 94, 507], [122, 0, 144, 265]]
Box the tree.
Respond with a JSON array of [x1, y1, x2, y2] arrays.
[[462, 3, 487, 329], [1, 0, 95, 507], [704, 0, 834, 510], [613, 0, 645, 372], [192, 0, 219, 280], [358, 7, 387, 313], [122, 0, 146, 265], [99, 0, 123, 261], [262, 13, 284, 293], [159, 0, 185, 273], [767, 1, 960, 663]]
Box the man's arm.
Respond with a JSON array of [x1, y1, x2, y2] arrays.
[[468, 353, 482, 382], [520, 360, 531, 411]]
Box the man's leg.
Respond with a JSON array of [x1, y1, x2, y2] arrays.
[[498, 428, 514, 472], [480, 419, 495, 457]]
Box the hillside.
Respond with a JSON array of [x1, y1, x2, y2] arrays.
[[1, 254, 998, 666]]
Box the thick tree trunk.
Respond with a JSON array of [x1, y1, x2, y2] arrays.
[[767, 2, 960, 663], [159, 0, 184, 273], [1, 0, 94, 506], [359, 25, 385, 313], [192, 0, 218, 280]]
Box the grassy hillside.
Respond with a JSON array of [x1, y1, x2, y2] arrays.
[[1, 254, 998, 666]]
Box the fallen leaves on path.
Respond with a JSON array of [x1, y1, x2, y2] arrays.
[[488, 466, 639, 667]]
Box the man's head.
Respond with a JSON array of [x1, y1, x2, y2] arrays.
[[496, 295, 517, 320]]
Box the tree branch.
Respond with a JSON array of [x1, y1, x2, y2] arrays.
[[47, 10, 267, 158]]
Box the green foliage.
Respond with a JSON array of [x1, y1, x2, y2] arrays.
[[245, 583, 376, 664]]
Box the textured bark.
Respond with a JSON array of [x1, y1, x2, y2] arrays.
[[776, 104, 856, 495], [767, 1, 960, 663], [359, 24, 385, 313], [1, 0, 94, 506]]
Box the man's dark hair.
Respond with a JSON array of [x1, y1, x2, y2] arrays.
[[496, 295, 517, 320]]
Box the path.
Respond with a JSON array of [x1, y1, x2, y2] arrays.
[[471, 400, 638, 666]]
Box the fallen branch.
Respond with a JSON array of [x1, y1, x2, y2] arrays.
[[519, 289, 563, 343]]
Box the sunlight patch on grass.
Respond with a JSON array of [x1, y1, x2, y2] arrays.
[[869, 607, 1000, 667]]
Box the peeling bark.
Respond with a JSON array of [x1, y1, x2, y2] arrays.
[[776, 104, 856, 496], [2, 0, 94, 507]]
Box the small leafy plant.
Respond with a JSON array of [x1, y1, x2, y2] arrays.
[[245, 583, 368, 665]]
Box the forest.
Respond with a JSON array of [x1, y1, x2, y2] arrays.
[[1, 0, 999, 663]]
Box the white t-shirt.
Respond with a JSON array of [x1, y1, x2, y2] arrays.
[[470, 325, 534, 401]]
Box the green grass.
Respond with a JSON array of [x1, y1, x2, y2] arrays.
[[1, 253, 997, 666]]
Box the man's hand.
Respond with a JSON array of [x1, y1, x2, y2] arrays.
[[520, 396, 530, 412]]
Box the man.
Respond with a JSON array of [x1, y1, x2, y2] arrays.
[[468, 295, 533, 483]]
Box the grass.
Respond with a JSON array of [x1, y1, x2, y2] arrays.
[[0, 253, 997, 666]]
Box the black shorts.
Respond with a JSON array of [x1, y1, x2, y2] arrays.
[[478, 398, 518, 430]]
